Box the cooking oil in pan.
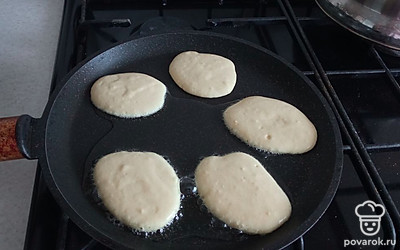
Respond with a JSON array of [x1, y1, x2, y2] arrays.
[[85, 170, 249, 242]]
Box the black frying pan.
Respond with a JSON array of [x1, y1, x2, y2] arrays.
[[0, 31, 343, 249]]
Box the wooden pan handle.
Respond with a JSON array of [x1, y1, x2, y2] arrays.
[[0, 116, 24, 161]]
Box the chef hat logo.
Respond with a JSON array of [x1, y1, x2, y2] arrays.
[[355, 200, 385, 236], [355, 201, 385, 217]]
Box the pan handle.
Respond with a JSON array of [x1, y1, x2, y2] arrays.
[[0, 115, 36, 161]]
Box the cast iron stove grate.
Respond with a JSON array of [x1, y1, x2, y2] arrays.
[[24, 0, 400, 249]]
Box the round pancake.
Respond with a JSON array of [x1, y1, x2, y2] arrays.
[[195, 152, 292, 234], [224, 96, 317, 154], [91, 73, 167, 118], [169, 51, 236, 98], [94, 151, 181, 232]]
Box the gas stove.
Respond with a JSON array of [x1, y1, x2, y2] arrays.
[[24, 0, 400, 249]]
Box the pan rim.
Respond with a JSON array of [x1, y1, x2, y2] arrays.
[[39, 30, 343, 249]]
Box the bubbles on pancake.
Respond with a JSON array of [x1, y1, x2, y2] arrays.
[[85, 158, 252, 241]]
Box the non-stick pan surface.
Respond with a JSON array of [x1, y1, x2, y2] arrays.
[[37, 31, 342, 249]]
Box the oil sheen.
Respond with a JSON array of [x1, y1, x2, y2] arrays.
[[195, 152, 292, 234]]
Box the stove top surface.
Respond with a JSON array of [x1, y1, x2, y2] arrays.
[[24, 1, 400, 249]]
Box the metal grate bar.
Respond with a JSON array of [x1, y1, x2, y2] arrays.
[[325, 69, 400, 76], [304, 68, 400, 76], [343, 143, 400, 153], [208, 16, 286, 26], [79, 0, 131, 29], [79, 19, 131, 29], [55, 215, 69, 250], [81, 239, 99, 250], [302, 71, 314, 76], [370, 47, 400, 98], [278, 0, 398, 246], [80, 0, 87, 23], [207, 16, 322, 26], [288, 7, 400, 239], [254, 3, 279, 51], [76, 0, 132, 64]]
